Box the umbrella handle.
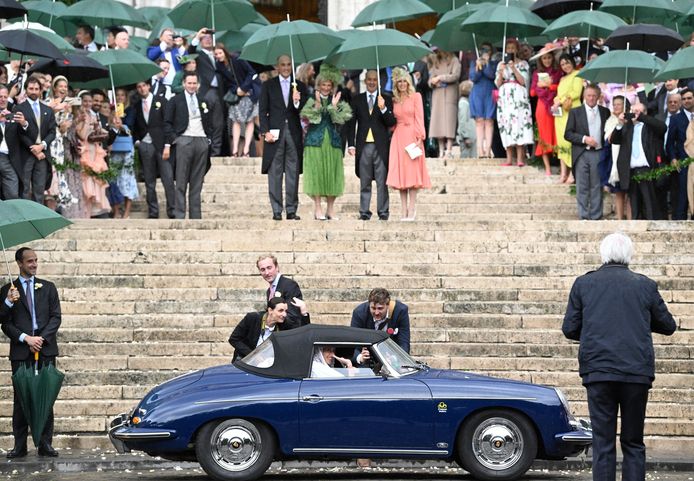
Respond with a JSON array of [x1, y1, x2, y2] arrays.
[[0, 231, 14, 287], [34, 351, 39, 376]]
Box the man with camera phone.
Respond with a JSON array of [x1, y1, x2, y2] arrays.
[[610, 102, 667, 220]]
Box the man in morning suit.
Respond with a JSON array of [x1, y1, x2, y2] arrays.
[[0, 85, 23, 200], [228, 296, 308, 362], [259, 54, 308, 220], [611, 102, 667, 220], [564, 84, 611, 220], [347, 70, 396, 221], [163, 71, 215, 219], [351, 288, 410, 363], [563, 233, 676, 481], [1, 247, 62, 458], [257, 254, 308, 328], [13, 76, 56, 204], [132, 80, 175, 219]]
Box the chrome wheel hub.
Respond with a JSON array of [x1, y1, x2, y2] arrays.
[[211, 424, 261, 472], [472, 417, 524, 470]]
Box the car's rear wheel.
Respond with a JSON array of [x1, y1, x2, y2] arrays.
[[196, 418, 275, 481], [457, 409, 537, 481]]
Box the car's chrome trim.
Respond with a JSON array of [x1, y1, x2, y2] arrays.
[[292, 448, 448, 455], [444, 396, 537, 401], [193, 397, 297, 405], [560, 433, 593, 442], [113, 431, 172, 440]]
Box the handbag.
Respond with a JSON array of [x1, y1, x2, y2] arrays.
[[223, 57, 243, 106]]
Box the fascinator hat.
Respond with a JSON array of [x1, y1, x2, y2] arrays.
[[315, 63, 342, 89]]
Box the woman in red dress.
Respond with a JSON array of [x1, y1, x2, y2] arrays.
[[530, 43, 562, 176], [386, 68, 431, 221]]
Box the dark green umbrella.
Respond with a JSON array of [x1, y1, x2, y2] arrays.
[[216, 23, 264, 52], [241, 19, 343, 78], [654, 46, 694, 81], [429, 3, 493, 52], [578, 48, 665, 84], [59, 0, 150, 29], [543, 8, 627, 38], [138, 6, 170, 29], [12, 363, 64, 447], [420, 0, 490, 14], [147, 15, 195, 43], [352, 0, 436, 27], [128, 35, 150, 55], [20, 0, 77, 38], [168, 0, 260, 32], [599, 0, 681, 24], [0, 199, 72, 284], [74, 49, 161, 90]]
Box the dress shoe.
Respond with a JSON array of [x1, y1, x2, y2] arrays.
[[286, 213, 300, 220], [6, 447, 27, 459], [38, 445, 58, 457], [272, 213, 282, 221], [358, 214, 370, 220], [378, 215, 389, 221]]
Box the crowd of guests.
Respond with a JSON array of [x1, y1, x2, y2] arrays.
[[2, 23, 694, 221]]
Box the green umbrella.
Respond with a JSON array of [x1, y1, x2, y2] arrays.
[[0, 199, 72, 284], [12, 363, 64, 447], [461, 1, 547, 56], [20, 0, 78, 38], [599, 0, 682, 24], [499, 0, 535, 9], [59, 0, 150, 30], [138, 6, 170, 29], [429, 3, 493, 52], [578, 48, 665, 84], [654, 46, 694, 81], [168, 0, 260, 32], [216, 23, 264, 53], [326, 28, 432, 92], [419, 0, 490, 14], [241, 19, 343, 76], [128, 35, 150, 55], [352, 0, 436, 27], [543, 9, 627, 38], [73, 49, 161, 89]]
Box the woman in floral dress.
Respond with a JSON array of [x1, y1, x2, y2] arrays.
[[495, 38, 533, 167]]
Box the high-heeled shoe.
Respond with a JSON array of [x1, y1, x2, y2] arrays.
[[314, 214, 327, 220]]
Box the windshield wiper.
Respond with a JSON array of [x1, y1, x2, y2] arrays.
[[401, 364, 426, 371]]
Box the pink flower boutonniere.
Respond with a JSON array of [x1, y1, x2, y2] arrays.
[[387, 327, 398, 336]]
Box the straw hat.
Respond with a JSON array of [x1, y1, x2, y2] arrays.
[[529, 41, 565, 61]]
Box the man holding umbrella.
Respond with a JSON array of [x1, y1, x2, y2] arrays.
[[1, 247, 62, 458]]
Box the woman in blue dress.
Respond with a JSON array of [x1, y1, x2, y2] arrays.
[[469, 42, 498, 158]]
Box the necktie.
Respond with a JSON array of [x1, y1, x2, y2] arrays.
[[143, 98, 150, 114], [268, 283, 276, 300], [281, 79, 289, 107], [25, 279, 37, 332], [33, 101, 40, 122], [152, 79, 158, 95], [188, 94, 198, 116], [368, 94, 374, 112]]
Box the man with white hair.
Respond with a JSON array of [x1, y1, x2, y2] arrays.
[[562, 232, 676, 481]]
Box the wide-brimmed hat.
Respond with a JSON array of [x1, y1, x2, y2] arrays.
[[176, 53, 198, 64], [529, 41, 565, 61]]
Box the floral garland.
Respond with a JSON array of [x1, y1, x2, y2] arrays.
[[632, 158, 694, 183], [52, 156, 123, 183]]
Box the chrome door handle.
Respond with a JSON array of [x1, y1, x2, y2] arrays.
[[301, 394, 323, 403]]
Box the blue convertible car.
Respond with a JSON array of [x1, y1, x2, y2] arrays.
[[110, 325, 591, 481]]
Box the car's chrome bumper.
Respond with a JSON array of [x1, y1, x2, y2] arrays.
[[556, 417, 592, 445], [109, 413, 174, 454]]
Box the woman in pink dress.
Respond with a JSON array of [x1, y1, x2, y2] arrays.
[[75, 94, 110, 216], [386, 67, 431, 221]]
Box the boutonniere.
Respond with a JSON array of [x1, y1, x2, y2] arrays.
[[34, 283, 43, 290], [201, 102, 209, 114], [387, 327, 398, 336], [274, 291, 282, 298], [154, 101, 161, 109]]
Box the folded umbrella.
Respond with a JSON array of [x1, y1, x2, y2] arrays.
[[12, 363, 64, 448]]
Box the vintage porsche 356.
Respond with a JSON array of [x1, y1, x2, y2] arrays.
[[110, 325, 591, 481]]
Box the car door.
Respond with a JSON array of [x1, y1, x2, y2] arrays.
[[297, 376, 435, 451]]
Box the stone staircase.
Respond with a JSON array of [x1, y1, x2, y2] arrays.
[[0, 156, 691, 457]]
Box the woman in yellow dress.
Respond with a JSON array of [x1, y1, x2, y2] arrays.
[[553, 53, 584, 184]]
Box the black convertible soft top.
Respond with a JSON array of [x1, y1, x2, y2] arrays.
[[235, 324, 388, 379]]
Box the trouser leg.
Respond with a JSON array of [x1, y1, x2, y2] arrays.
[[138, 143, 159, 218], [284, 133, 299, 215], [618, 383, 649, 481], [586, 382, 619, 481], [188, 138, 208, 219]]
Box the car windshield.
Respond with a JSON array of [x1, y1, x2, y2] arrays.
[[242, 338, 275, 368], [374, 338, 421, 377]]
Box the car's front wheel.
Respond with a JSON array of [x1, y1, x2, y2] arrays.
[[196, 418, 275, 481], [457, 409, 537, 481]]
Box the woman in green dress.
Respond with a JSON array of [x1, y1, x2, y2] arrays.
[[301, 64, 352, 220]]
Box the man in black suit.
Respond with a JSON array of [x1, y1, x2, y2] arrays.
[[564, 84, 611, 220], [13, 76, 56, 204], [259, 54, 308, 220], [89, 89, 117, 146], [1, 247, 62, 458], [151, 59, 172, 100], [347, 70, 396, 221], [189, 28, 224, 156], [350, 288, 410, 357], [611, 103, 667, 220], [0, 85, 22, 200], [660, 92, 688, 219], [256, 254, 308, 328], [647, 79, 678, 118], [563, 232, 676, 481], [163, 72, 216, 219], [132, 80, 175, 219], [228, 296, 308, 362]]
